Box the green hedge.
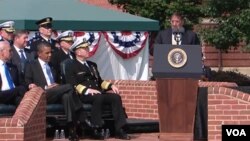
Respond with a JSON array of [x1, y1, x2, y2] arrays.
[[210, 70, 250, 86]]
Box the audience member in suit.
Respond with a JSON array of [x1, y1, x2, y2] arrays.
[[65, 37, 131, 140], [0, 21, 15, 45], [50, 30, 75, 83], [0, 41, 26, 107], [10, 30, 35, 84], [154, 12, 200, 46], [24, 42, 82, 141], [27, 17, 58, 55]]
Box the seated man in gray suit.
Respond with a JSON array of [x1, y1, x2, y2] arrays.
[[24, 42, 82, 141]]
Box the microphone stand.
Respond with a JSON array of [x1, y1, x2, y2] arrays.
[[173, 27, 184, 45], [174, 33, 182, 45]]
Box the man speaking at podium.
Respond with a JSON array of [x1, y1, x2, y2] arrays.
[[152, 12, 207, 141], [154, 12, 200, 45]]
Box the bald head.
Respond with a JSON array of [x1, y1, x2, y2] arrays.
[[0, 41, 12, 62], [0, 40, 10, 50]]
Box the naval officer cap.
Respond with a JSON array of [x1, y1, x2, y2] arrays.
[[56, 30, 74, 42], [0, 21, 15, 33], [36, 17, 53, 28], [70, 37, 90, 52]]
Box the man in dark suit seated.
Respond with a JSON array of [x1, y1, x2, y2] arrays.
[[24, 42, 82, 141], [10, 30, 35, 85], [65, 37, 131, 140], [154, 12, 200, 45], [0, 41, 26, 109]]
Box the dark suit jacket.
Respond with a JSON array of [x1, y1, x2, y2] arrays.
[[10, 46, 35, 84], [5, 62, 20, 86], [202, 65, 212, 81], [0, 62, 26, 105], [154, 28, 200, 45], [24, 60, 58, 88], [50, 48, 74, 81], [27, 35, 58, 58], [65, 60, 111, 94]]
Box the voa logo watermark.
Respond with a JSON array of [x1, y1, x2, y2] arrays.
[[226, 129, 246, 136], [222, 125, 250, 141]]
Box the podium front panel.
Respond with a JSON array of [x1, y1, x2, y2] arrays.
[[152, 44, 202, 79]]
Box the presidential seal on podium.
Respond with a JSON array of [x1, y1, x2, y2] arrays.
[[167, 48, 187, 68]]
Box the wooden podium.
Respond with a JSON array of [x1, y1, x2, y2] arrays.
[[152, 44, 202, 141]]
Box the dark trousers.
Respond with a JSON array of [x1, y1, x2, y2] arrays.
[[194, 87, 208, 140], [46, 84, 80, 123], [0, 86, 26, 106], [80, 93, 127, 131]]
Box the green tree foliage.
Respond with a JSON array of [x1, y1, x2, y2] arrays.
[[199, 0, 250, 51], [108, 0, 202, 29], [108, 0, 250, 51]]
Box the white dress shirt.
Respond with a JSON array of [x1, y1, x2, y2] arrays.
[[0, 60, 15, 91]]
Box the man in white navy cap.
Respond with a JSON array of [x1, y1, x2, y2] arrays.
[[27, 17, 58, 54], [51, 30, 75, 83], [0, 21, 15, 44], [65, 37, 131, 140]]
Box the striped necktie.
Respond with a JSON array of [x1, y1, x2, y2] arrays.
[[45, 63, 54, 84], [19, 50, 26, 73]]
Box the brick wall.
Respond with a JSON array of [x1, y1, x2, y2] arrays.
[[202, 44, 250, 68], [114, 80, 158, 119], [0, 87, 45, 141], [80, 0, 122, 11], [114, 80, 250, 141], [207, 86, 250, 141], [2, 80, 250, 141]]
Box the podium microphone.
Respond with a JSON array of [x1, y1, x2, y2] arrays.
[[173, 27, 184, 45]]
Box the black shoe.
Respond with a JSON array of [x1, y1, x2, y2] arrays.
[[115, 129, 131, 140], [91, 129, 105, 140], [83, 118, 103, 130], [68, 127, 79, 141], [84, 118, 94, 128]]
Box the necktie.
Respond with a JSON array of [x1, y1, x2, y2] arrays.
[[19, 50, 26, 72], [84, 62, 89, 68], [84, 62, 98, 79], [45, 63, 54, 84], [4, 64, 15, 89], [84, 62, 92, 73], [68, 53, 73, 59]]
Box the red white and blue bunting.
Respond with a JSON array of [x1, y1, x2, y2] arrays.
[[74, 31, 101, 57], [28, 31, 148, 59], [103, 31, 148, 59]]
